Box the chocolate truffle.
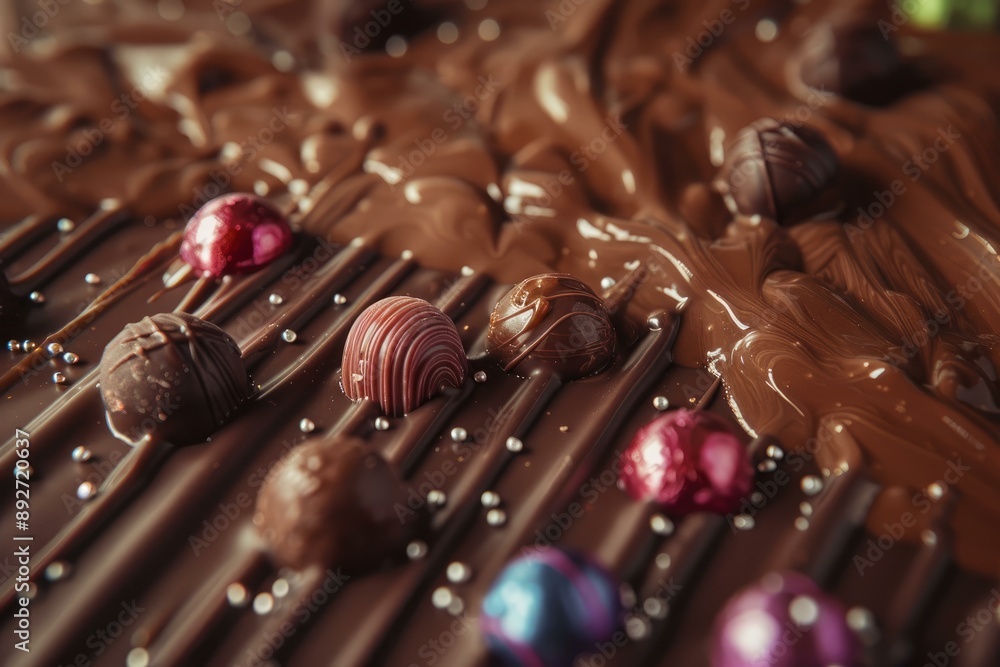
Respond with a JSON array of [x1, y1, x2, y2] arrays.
[[486, 274, 615, 380], [342, 296, 468, 416], [180, 193, 293, 278], [99, 313, 251, 445], [481, 548, 621, 667], [254, 436, 415, 572], [799, 20, 902, 104], [712, 571, 861, 667], [714, 119, 839, 226], [618, 409, 753, 515], [0, 270, 23, 337]]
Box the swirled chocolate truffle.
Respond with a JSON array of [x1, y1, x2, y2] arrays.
[[254, 436, 415, 572], [99, 313, 251, 445], [0, 271, 22, 337], [714, 119, 839, 226], [486, 274, 615, 380], [799, 20, 902, 104], [342, 296, 468, 416]]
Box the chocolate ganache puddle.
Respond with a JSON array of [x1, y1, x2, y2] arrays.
[[1, 0, 999, 666]]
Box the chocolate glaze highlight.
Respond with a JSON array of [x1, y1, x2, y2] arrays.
[[0, 0, 999, 665]]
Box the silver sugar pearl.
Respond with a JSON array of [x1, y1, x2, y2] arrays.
[[333, 294, 348, 305], [650, 514, 675, 536], [446, 562, 472, 584], [22, 340, 37, 352], [600, 276, 616, 290], [28, 291, 45, 304], [460, 266, 475, 276], [268, 293, 284, 305], [427, 489, 447, 507], [473, 370, 487, 383], [431, 587, 453, 609], [84, 273, 101, 285], [766, 444, 785, 460], [480, 491, 501, 508], [801, 476, 824, 496], [125, 648, 150, 667], [56, 218, 75, 233], [733, 514, 755, 530], [406, 540, 428, 560], [7, 340, 20, 352], [505, 436, 524, 453], [299, 418, 316, 433], [44, 561, 71, 581], [76, 481, 97, 500], [52, 372, 67, 385], [758, 460, 777, 473], [226, 582, 249, 607], [653, 396, 669, 411], [486, 508, 507, 526], [450, 427, 468, 442], [62, 352, 80, 364], [647, 314, 664, 331], [271, 578, 290, 598], [46, 342, 64, 357], [280, 329, 297, 343], [253, 592, 274, 615], [71, 446, 92, 463], [374, 416, 390, 431]]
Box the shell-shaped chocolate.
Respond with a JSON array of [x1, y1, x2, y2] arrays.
[[99, 313, 251, 445], [254, 436, 415, 571], [714, 118, 839, 226], [486, 273, 615, 381], [341, 296, 468, 416]]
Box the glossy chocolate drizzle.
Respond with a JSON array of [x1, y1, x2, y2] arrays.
[[1, 0, 999, 666]]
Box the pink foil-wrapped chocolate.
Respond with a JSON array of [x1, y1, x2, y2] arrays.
[[711, 571, 861, 667], [618, 409, 753, 514], [180, 193, 293, 278]]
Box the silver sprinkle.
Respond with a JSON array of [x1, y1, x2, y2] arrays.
[[800, 476, 824, 496], [758, 460, 777, 473], [650, 514, 675, 536], [271, 578, 290, 598], [125, 648, 150, 667], [76, 481, 97, 500], [647, 314, 663, 331], [655, 553, 671, 569], [71, 446, 92, 463], [62, 352, 80, 364], [333, 294, 348, 305], [374, 416, 390, 431], [766, 444, 785, 460], [750, 492, 765, 505], [46, 342, 64, 357], [473, 370, 487, 383], [480, 491, 501, 508], [84, 273, 101, 285], [446, 562, 472, 584], [505, 436, 524, 453], [29, 291, 45, 304], [22, 340, 37, 352], [52, 372, 67, 385], [486, 508, 507, 526], [299, 418, 316, 433], [268, 293, 284, 305], [846, 606, 877, 632], [450, 427, 467, 442], [431, 587, 453, 609], [927, 483, 944, 500], [625, 616, 650, 640], [644, 597, 668, 619], [406, 540, 428, 560], [733, 514, 755, 530], [799, 501, 813, 516], [427, 489, 446, 506], [460, 266, 475, 276], [400, 250, 414, 260], [921, 530, 938, 546], [44, 561, 71, 581], [794, 517, 810, 531], [7, 340, 20, 352], [253, 592, 274, 615], [447, 596, 465, 615], [600, 276, 616, 290], [652, 396, 669, 411], [56, 218, 75, 233], [226, 582, 249, 607], [281, 329, 297, 343]]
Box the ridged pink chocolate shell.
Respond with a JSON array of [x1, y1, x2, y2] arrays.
[[341, 296, 468, 416]]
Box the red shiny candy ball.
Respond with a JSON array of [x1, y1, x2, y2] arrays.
[[180, 194, 293, 278], [618, 409, 753, 515]]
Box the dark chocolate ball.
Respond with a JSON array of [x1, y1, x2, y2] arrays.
[[0, 271, 23, 338], [799, 20, 902, 104], [714, 119, 839, 226], [342, 296, 468, 417], [486, 274, 615, 380], [99, 313, 251, 445], [254, 436, 415, 572]]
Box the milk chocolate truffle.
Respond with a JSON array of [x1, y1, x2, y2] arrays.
[[799, 20, 902, 104], [254, 436, 415, 572], [486, 274, 615, 380], [715, 119, 839, 226], [99, 313, 251, 445], [342, 296, 468, 416], [180, 193, 293, 278]]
